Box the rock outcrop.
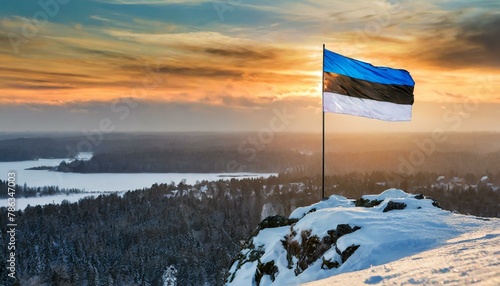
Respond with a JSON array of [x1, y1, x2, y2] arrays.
[[226, 189, 446, 286]]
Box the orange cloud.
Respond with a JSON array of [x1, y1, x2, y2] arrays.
[[0, 1, 499, 110]]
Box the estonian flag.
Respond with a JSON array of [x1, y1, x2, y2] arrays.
[[323, 49, 414, 121]]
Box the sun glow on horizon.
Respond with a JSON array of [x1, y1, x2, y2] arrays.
[[0, 0, 498, 131]]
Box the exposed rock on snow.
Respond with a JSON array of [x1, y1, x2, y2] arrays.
[[257, 215, 298, 232], [382, 201, 407, 212], [226, 189, 500, 286], [303, 226, 500, 285]]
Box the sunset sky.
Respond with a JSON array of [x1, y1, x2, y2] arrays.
[[0, 0, 499, 132]]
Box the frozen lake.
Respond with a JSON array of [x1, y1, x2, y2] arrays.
[[0, 158, 276, 192], [0, 158, 276, 209]]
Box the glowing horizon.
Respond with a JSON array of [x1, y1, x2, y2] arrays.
[[0, 0, 498, 132]]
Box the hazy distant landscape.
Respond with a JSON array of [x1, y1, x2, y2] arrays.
[[0, 132, 498, 284], [1, 131, 499, 205], [1, 132, 499, 174]]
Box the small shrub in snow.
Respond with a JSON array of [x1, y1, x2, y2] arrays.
[[321, 257, 340, 269], [255, 260, 278, 285]]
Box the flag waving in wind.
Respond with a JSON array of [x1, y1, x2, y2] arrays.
[[323, 49, 415, 121]]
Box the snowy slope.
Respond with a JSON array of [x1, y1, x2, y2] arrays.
[[226, 189, 500, 286], [303, 225, 500, 285]]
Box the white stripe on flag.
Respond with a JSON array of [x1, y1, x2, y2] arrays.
[[323, 92, 412, 121]]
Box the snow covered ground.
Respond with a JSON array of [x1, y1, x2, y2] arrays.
[[227, 189, 500, 286], [303, 226, 500, 285]]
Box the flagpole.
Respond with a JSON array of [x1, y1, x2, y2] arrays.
[[322, 44, 325, 200]]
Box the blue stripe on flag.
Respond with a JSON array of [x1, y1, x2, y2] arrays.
[[323, 49, 415, 86]]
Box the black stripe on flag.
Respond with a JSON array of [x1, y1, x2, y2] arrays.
[[324, 72, 414, 105]]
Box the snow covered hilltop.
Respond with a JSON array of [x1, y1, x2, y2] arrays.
[[226, 189, 500, 285]]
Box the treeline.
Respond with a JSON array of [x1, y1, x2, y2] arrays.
[[53, 149, 500, 176], [56, 149, 311, 173], [0, 138, 72, 161], [0, 180, 83, 198], [2, 132, 500, 175], [3, 131, 500, 164], [0, 132, 301, 162]]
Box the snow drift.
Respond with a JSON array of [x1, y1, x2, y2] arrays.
[[226, 189, 499, 285]]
